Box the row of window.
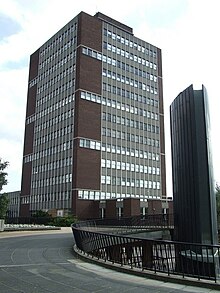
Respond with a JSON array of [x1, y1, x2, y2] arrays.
[[79, 138, 160, 160], [34, 125, 73, 146], [29, 60, 75, 88], [101, 159, 160, 175], [102, 143, 160, 160], [39, 37, 76, 66], [103, 65, 157, 83], [34, 109, 73, 133], [104, 108, 158, 121], [36, 90, 74, 120], [8, 197, 19, 205], [40, 22, 77, 56], [29, 50, 76, 88], [102, 112, 159, 134], [78, 189, 160, 200], [27, 95, 74, 125], [101, 175, 160, 189], [103, 70, 157, 94], [82, 46, 157, 73], [104, 28, 157, 58], [37, 94, 73, 117], [80, 91, 159, 114], [103, 42, 157, 70], [36, 91, 74, 108], [32, 192, 70, 203], [37, 78, 74, 96], [103, 83, 157, 99], [32, 157, 72, 174], [102, 127, 160, 147], [38, 141, 72, 157], [24, 141, 72, 164], [24, 136, 161, 164], [21, 191, 71, 204], [103, 83, 158, 105], [79, 139, 101, 150], [39, 46, 76, 71], [31, 173, 72, 188], [33, 66, 74, 94]]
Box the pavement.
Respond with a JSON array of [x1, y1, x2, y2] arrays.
[[0, 228, 219, 293]]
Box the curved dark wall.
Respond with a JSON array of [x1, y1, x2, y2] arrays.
[[170, 84, 217, 245]]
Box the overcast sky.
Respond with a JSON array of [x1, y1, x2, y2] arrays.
[[0, 0, 220, 196]]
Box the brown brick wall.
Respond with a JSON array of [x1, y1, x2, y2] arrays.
[[160, 116, 165, 154], [75, 199, 99, 220], [157, 47, 167, 198], [161, 154, 167, 197], [75, 51, 102, 94], [21, 162, 32, 196], [72, 12, 102, 204], [73, 142, 101, 190], [28, 49, 39, 81], [23, 122, 34, 155], [123, 198, 140, 217], [168, 201, 173, 214], [94, 12, 133, 34], [74, 96, 101, 140], [26, 85, 37, 117], [20, 203, 30, 217], [148, 200, 162, 215], [77, 12, 102, 51], [106, 200, 117, 218], [157, 48, 164, 115]]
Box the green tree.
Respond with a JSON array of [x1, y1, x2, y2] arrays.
[[0, 194, 9, 219], [0, 158, 9, 192], [33, 210, 51, 218], [0, 159, 9, 219]]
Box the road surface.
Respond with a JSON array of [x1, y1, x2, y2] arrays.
[[0, 228, 218, 292]]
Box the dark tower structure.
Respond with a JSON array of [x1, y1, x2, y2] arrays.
[[170, 84, 218, 245]]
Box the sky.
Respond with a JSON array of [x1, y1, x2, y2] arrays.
[[0, 0, 220, 196]]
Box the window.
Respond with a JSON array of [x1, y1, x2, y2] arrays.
[[79, 139, 84, 147], [106, 176, 111, 185], [82, 47, 87, 54]]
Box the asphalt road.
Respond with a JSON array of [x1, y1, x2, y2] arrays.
[[0, 228, 218, 293]]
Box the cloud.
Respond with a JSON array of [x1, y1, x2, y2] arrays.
[[0, 67, 27, 192], [0, 14, 21, 39], [0, 0, 220, 195]]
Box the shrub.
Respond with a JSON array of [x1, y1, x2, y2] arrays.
[[49, 216, 78, 227]]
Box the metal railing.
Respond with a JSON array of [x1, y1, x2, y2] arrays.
[[94, 214, 174, 229], [72, 220, 220, 283]]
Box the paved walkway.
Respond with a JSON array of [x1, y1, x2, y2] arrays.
[[0, 228, 219, 292]]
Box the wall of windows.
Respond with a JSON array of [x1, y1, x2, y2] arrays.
[[103, 28, 157, 59], [78, 188, 160, 200], [79, 138, 160, 161], [102, 112, 159, 134], [82, 46, 158, 95], [101, 159, 160, 175], [80, 91, 159, 114]]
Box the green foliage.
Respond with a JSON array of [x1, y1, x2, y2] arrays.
[[0, 194, 9, 219], [0, 158, 9, 192], [33, 210, 51, 218], [50, 216, 78, 227]]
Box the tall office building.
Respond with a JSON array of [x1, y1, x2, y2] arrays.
[[20, 12, 167, 219]]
